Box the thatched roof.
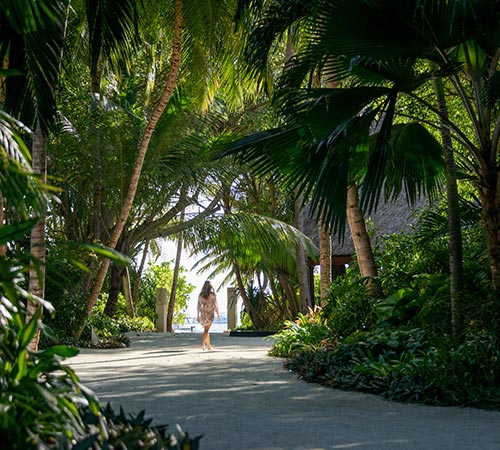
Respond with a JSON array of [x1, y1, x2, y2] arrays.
[[304, 192, 428, 258]]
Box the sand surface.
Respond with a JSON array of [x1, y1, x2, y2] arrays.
[[68, 332, 500, 450]]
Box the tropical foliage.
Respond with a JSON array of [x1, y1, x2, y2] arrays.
[[0, 254, 202, 449], [1, 0, 500, 438], [0, 119, 200, 448], [269, 210, 500, 409], [232, 0, 500, 301], [287, 329, 500, 409]]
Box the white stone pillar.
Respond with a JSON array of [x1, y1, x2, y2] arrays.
[[227, 287, 237, 330]]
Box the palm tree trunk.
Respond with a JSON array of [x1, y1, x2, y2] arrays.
[[294, 190, 311, 311], [317, 62, 336, 306], [233, 263, 265, 329], [123, 267, 134, 317], [27, 125, 47, 352], [90, 60, 104, 243], [432, 71, 464, 339], [104, 264, 126, 317], [318, 215, 331, 305], [477, 169, 500, 301], [346, 185, 383, 298], [278, 270, 299, 317], [167, 209, 185, 332], [132, 239, 150, 305], [73, 0, 184, 339], [26, 4, 69, 352], [269, 276, 288, 318]]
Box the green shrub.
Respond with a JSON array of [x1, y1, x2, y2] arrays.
[[82, 297, 154, 347], [377, 232, 450, 293], [117, 315, 155, 332], [0, 260, 98, 448], [76, 404, 202, 449], [41, 246, 88, 345], [321, 274, 377, 338], [375, 273, 451, 334], [88, 312, 121, 338], [137, 262, 192, 325], [269, 308, 333, 357], [79, 313, 130, 348]]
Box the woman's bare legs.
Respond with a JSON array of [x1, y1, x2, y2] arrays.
[[202, 324, 213, 350], [201, 328, 208, 350]]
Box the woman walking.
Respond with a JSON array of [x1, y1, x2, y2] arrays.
[[197, 280, 220, 350]]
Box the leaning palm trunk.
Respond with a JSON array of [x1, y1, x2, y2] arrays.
[[27, 126, 47, 352], [346, 185, 383, 298], [73, 0, 184, 340], [432, 71, 464, 340]]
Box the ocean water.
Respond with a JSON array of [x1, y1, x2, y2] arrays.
[[173, 315, 229, 334]]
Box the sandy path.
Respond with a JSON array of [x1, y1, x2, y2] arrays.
[[68, 332, 500, 450]]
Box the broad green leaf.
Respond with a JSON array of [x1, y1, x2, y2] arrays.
[[18, 312, 40, 351], [41, 345, 79, 359]]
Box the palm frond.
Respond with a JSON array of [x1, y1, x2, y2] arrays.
[[0, 118, 50, 220], [314, 0, 482, 61], [0, 219, 39, 245], [416, 195, 482, 244], [243, 0, 316, 88], [86, 0, 140, 76], [379, 122, 445, 205], [0, 111, 32, 167], [483, 71, 500, 107], [2, 0, 67, 133], [234, 0, 264, 25], [186, 213, 318, 276]]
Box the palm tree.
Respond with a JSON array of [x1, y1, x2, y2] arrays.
[[233, 1, 444, 296], [75, 0, 255, 338], [1, 0, 67, 350], [0, 0, 141, 348], [76, 0, 183, 338], [431, 67, 464, 338], [230, 0, 500, 335], [279, 0, 499, 323], [187, 212, 319, 328]]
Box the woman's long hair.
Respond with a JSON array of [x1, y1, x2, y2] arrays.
[[200, 280, 215, 298]]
